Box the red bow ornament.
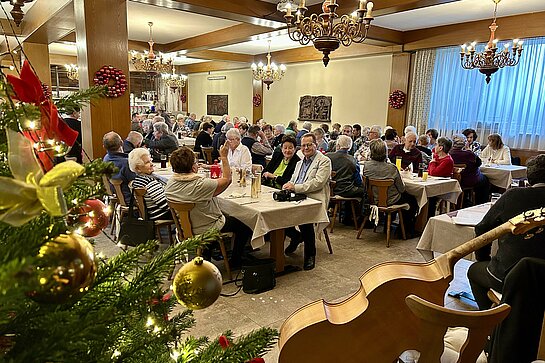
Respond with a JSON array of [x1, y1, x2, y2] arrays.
[[7, 60, 78, 171]]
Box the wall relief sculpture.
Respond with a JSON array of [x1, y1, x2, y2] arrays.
[[298, 95, 332, 122], [207, 95, 228, 116]]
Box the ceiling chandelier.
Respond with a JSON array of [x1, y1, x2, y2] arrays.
[[0, 0, 34, 27], [161, 65, 187, 92], [460, 0, 523, 84], [251, 40, 286, 90], [64, 64, 79, 81], [283, 0, 374, 67], [130, 22, 172, 73]]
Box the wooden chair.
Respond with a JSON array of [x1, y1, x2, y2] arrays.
[[405, 294, 510, 363], [109, 178, 129, 241], [201, 146, 214, 165], [453, 163, 476, 208], [357, 177, 409, 247], [328, 171, 362, 232], [167, 200, 232, 280], [102, 175, 119, 236], [132, 187, 175, 246]]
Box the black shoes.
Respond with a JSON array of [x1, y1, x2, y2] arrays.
[[284, 241, 300, 255], [303, 256, 315, 271]]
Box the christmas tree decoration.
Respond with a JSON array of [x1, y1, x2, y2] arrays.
[[0, 129, 84, 226], [27, 233, 97, 304], [73, 199, 110, 237], [173, 256, 222, 310]]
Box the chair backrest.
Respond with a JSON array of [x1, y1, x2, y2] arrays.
[[452, 166, 465, 183], [365, 177, 394, 208], [102, 175, 115, 196], [110, 179, 128, 207], [201, 146, 214, 165], [405, 294, 510, 363], [133, 187, 148, 220], [167, 200, 195, 240]]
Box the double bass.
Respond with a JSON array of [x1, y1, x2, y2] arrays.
[[279, 208, 545, 362]]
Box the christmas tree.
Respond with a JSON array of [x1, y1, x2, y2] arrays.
[[0, 61, 277, 362]]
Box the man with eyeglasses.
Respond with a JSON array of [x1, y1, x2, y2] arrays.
[[282, 133, 332, 270], [357, 125, 382, 161]]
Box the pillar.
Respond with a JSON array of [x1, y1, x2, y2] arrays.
[[252, 79, 263, 124], [74, 0, 130, 159], [22, 42, 51, 86], [386, 53, 411, 133]]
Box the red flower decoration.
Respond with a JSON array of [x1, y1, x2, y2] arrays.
[[93, 65, 127, 98], [218, 335, 230, 349], [388, 89, 406, 109], [7, 60, 78, 171], [247, 358, 265, 363]]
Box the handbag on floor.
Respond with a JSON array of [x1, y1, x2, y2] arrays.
[[241, 258, 276, 294], [118, 190, 155, 246]]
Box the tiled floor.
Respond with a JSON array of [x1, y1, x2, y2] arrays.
[[95, 221, 478, 362]]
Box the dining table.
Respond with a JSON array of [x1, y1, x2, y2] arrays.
[[480, 164, 527, 189], [177, 137, 196, 148]]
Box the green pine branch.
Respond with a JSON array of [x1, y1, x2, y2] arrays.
[[54, 86, 107, 115]]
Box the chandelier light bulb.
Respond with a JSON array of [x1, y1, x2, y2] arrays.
[[366, 2, 374, 18], [258, 62, 264, 68]]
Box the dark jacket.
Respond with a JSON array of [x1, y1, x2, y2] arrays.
[[272, 133, 285, 149], [241, 136, 265, 167], [326, 150, 363, 196], [214, 120, 226, 134], [194, 131, 213, 153], [103, 151, 136, 205], [449, 148, 484, 188], [123, 140, 138, 154], [262, 150, 300, 189], [389, 144, 423, 171], [64, 117, 82, 163], [148, 134, 178, 161]]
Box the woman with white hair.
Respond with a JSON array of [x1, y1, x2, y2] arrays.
[[146, 121, 179, 161], [225, 128, 251, 170], [128, 148, 171, 220], [272, 124, 286, 148]]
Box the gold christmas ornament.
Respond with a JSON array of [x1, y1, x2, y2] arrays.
[[28, 233, 97, 304], [173, 257, 222, 310]]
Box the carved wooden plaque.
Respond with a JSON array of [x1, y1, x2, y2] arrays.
[[298, 95, 332, 122], [207, 95, 228, 116]]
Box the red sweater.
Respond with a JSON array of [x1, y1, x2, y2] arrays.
[[428, 153, 454, 177]]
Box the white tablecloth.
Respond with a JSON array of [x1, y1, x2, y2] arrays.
[[177, 137, 196, 147], [402, 174, 462, 210], [417, 203, 492, 261], [480, 165, 527, 189], [217, 184, 329, 249]]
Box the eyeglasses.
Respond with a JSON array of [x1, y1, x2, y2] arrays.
[[301, 143, 315, 149]]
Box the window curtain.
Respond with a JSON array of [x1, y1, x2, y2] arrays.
[[427, 37, 545, 150], [407, 48, 436, 135]]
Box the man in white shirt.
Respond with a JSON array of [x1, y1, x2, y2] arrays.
[[226, 128, 252, 170]]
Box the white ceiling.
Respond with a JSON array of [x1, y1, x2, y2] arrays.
[[213, 31, 308, 55]]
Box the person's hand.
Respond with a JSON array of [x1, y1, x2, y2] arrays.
[[282, 182, 295, 191], [263, 172, 275, 179], [219, 140, 230, 158], [258, 130, 266, 141]]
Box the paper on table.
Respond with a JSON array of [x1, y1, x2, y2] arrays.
[[451, 209, 487, 226]]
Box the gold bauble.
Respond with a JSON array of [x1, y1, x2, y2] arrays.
[[173, 257, 222, 310], [28, 233, 98, 304]]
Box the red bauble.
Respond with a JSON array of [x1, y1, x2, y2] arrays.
[[93, 65, 127, 98], [76, 199, 110, 237]]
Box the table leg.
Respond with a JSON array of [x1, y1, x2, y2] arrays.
[[415, 203, 429, 233], [270, 229, 286, 273]]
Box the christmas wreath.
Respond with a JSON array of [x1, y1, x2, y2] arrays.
[[388, 89, 406, 109], [93, 65, 127, 98], [253, 94, 261, 107], [180, 93, 187, 103]]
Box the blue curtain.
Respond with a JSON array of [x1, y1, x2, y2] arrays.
[[428, 37, 545, 150]]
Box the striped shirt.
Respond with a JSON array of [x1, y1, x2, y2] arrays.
[[132, 174, 170, 220]]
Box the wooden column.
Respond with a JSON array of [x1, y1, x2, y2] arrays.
[[252, 79, 263, 124], [386, 53, 411, 133], [74, 0, 130, 160], [22, 43, 51, 86]]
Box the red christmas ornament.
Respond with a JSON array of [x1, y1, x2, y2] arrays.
[[247, 359, 265, 363], [388, 89, 406, 109], [93, 65, 128, 98], [253, 94, 261, 107], [219, 335, 230, 349], [75, 199, 110, 237]]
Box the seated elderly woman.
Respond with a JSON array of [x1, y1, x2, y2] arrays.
[[146, 121, 179, 161], [481, 133, 512, 165], [363, 139, 418, 236], [462, 128, 481, 156], [172, 114, 189, 135], [262, 135, 300, 189], [313, 127, 328, 152], [128, 148, 171, 220], [165, 144, 252, 269], [225, 128, 252, 170]]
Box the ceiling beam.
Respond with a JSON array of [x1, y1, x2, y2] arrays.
[[49, 53, 77, 65], [305, 0, 461, 17], [130, 0, 285, 26], [403, 11, 545, 51], [163, 23, 275, 53], [22, 0, 74, 44], [0, 18, 23, 36], [185, 50, 254, 63], [179, 60, 249, 74]]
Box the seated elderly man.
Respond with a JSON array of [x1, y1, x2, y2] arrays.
[[103, 131, 135, 205], [283, 133, 332, 270], [327, 135, 365, 198], [241, 125, 273, 167], [212, 122, 234, 159], [388, 132, 422, 171], [357, 125, 382, 161], [165, 144, 252, 269], [123, 131, 143, 154], [225, 128, 251, 170], [128, 148, 171, 220], [272, 124, 286, 149], [296, 121, 312, 146], [146, 121, 178, 161], [363, 139, 418, 236], [329, 125, 356, 154]]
